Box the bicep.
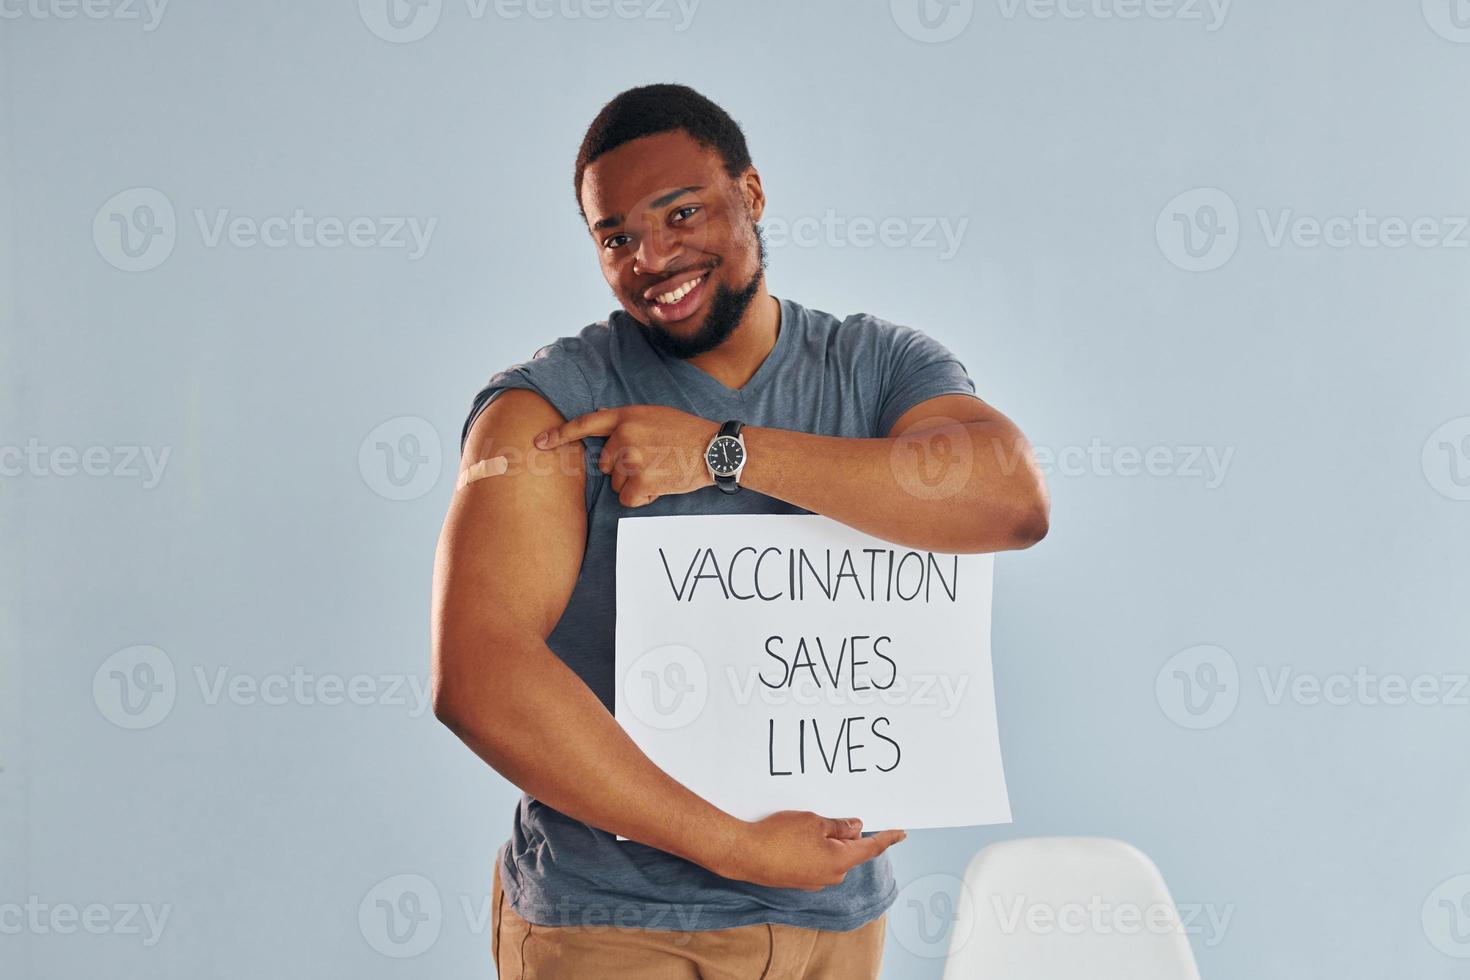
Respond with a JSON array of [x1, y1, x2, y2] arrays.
[[432, 388, 588, 685], [885, 392, 1008, 438]]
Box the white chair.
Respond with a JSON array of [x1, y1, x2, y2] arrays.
[[941, 837, 1204, 980]]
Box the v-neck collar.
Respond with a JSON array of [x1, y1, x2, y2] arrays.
[[622, 295, 793, 401]]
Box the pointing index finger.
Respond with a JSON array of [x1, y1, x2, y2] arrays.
[[536, 407, 619, 449]]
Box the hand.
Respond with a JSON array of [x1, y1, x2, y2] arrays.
[[709, 811, 907, 892], [534, 405, 718, 508]]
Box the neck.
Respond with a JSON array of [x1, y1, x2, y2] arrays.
[[686, 286, 781, 390]]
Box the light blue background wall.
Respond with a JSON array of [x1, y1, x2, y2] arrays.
[[3, 1, 1469, 977]]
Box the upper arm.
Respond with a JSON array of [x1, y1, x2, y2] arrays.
[[886, 392, 1005, 438], [431, 387, 588, 705]]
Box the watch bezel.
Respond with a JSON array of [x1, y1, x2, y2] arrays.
[[705, 433, 745, 477]]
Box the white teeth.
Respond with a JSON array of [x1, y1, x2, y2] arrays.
[[655, 275, 703, 305]]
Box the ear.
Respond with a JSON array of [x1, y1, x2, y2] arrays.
[[739, 166, 766, 223]]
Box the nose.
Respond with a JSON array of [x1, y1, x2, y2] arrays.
[[632, 216, 681, 277]]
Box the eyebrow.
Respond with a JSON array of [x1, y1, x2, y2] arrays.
[[591, 185, 704, 232]]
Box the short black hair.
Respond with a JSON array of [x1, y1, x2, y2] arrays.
[[573, 83, 753, 218]]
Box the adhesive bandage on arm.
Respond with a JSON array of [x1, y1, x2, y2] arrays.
[[456, 455, 509, 490]]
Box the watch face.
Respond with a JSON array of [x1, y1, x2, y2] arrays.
[[706, 435, 744, 476]]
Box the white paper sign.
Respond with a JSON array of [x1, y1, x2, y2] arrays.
[[614, 513, 1011, 831]]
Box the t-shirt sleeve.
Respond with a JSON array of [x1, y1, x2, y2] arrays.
[[875, 323, 979, 437], [460, 339, 598, 453], [459, 338, 602, 511]]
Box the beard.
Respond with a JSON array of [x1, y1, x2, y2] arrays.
[[634, 222, 769, 361]]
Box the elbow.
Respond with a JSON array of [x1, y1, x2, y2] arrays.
[[431, 673, 465, 732], [1006, 485, 1050, 550], [1012, 505, 1049, 548]]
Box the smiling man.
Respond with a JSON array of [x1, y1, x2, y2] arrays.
[[431, 83, 1049, 979]]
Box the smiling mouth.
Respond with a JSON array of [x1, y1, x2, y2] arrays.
[[645, 272, 709, 323]]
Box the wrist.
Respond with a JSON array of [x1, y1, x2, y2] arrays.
[[699, 811, 752, 879], [700, 421, 721, 488]]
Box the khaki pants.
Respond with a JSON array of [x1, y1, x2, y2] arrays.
[[491, 863, 887, 979]]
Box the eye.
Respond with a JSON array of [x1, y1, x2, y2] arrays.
[[602, 233, 631, 250], [671, 205, 700, 223]]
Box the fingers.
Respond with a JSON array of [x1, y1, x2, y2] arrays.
[[839, 828, 908, 867], [536, 408, 617, 449], [822, 817, 864, 840]]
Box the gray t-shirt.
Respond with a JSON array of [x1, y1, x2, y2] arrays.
[[460, 294, 978, 932]]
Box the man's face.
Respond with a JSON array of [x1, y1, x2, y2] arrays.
[[581, 129, 767, 359]]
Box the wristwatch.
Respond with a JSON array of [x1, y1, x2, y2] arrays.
[[704, 419, 747, 494]]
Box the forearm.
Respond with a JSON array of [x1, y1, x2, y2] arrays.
[[433, 633, 744, 873], [738, 420, 1048, 554]]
